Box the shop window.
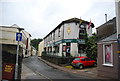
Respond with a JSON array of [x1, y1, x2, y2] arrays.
[[103, 44, 113, 66], [78, 44, 85, 53], [54, 45, 59, 53], [48, 47, 49, 53], [63, 45, 67, 52], [50, 47, 52, 53]]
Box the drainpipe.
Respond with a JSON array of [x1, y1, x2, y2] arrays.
[[115, 0, 120, 79], [62, 24, 64, 57], [105, 14, 107, 23]]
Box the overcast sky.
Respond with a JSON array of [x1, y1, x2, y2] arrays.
[[0, 0, 116, 39]]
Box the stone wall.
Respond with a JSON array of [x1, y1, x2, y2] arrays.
[[41, 54, 75, 65]]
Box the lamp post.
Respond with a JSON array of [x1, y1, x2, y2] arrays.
[[14, 28, 24, 80]]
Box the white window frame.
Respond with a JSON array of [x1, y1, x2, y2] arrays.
[[103, 43, 113, 67]]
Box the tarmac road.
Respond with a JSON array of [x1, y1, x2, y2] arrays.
[[21, 55, 91, 80]]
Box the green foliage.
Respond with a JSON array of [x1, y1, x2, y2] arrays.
[[85, 33, 98, 61], [31, 38, 43, 51]]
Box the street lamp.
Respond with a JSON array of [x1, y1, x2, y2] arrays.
[[14, 27, 24, 80]]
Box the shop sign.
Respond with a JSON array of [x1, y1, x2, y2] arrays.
[[63, 39, 85, 44], [47, 39, 85, 46], [2, 63, 15, 80], [54, 40, 62, 45]]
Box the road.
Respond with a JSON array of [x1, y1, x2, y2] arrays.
[[21, 55, 91, 80]]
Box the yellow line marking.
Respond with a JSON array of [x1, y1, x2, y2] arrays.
[[117, 51, 120, 53]]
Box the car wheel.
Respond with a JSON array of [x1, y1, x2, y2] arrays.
[[79, 65, 84, 69], [93, 63, 97, 67], [71, 66, 75, 68]]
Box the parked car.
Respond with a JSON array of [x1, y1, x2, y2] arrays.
[[71, 56, 97, 69]]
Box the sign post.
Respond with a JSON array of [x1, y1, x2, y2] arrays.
[[15, 28, 23, 80]]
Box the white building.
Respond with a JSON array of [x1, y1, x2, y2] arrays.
[[43, 18, 94, 57], [0, 25, 31, 57], [31, 46, 37, 56], [38, 40, 44, 57]]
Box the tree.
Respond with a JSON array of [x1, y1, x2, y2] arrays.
[[31, 38, 43, 51], [85, 33, 98, 61]]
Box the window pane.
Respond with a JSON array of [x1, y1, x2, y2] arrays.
[[105, 45, 112, 64], [74, 58, 80, 60], [85, 58, 90, 61]]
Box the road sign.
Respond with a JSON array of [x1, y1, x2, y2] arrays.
[[16, 33, 22, 41], [2, 63, 15, 80]]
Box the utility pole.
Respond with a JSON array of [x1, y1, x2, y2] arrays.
[[14, 28, 24, 80]]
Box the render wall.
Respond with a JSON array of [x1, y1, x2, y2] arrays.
[[38, 41, 44, 56], [0, 26, 31, 57], [64, 23, 79, 39], [97, 41, 118, 79]]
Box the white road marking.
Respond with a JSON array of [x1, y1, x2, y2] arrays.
[[35, 71, 53, 81]]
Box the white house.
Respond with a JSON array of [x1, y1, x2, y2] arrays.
[[0, 24, 31, 57], [38, 40, 44, 57], [43, 18, 94, 57]]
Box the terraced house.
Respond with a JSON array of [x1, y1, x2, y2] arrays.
[[43, 18, 94, 57]]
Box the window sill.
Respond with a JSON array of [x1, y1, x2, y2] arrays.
[[102, 64, 113, 67]]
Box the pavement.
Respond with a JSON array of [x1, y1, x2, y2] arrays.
[[38, 57, 110, 79]]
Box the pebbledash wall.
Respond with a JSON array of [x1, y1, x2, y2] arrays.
[[43, 18, 94, 57]]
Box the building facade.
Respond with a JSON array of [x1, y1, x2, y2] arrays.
[[31, 46, 37, 56], [38, 40, 44, 57], [0, 25, 32, 57], [1, 25, 32, 80], [97, 17, 119, 79], [43, 18, 94, 57], [116, 0, 120, 79]]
